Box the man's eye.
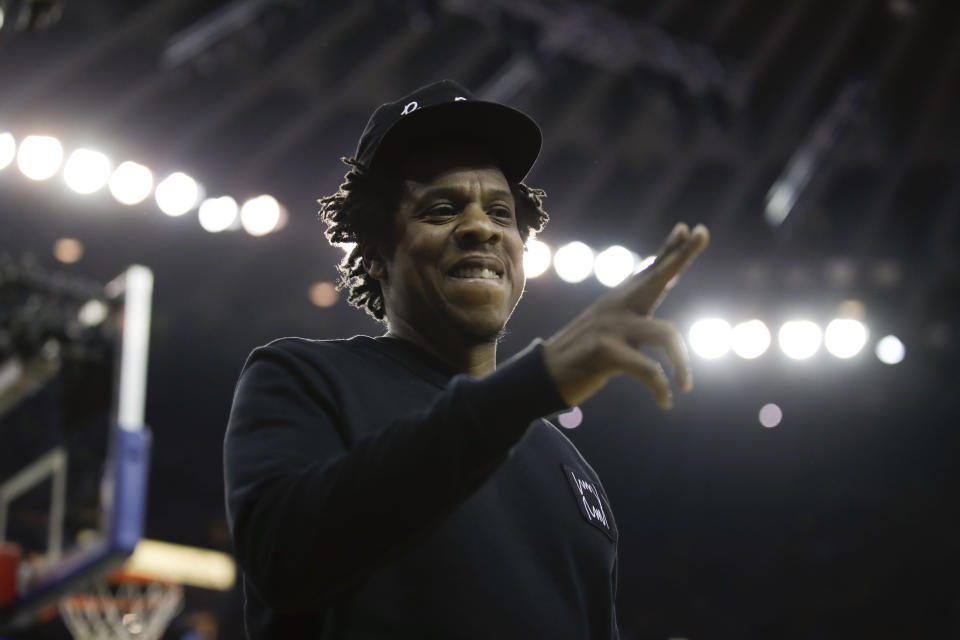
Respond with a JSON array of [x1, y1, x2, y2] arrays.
[[490, 206, 513, 220], [425, 204, 455, 217]]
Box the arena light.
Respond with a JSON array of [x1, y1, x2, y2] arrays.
[[594, 245, 635, 287], [523, 238, 552, 278], [778, 320, 822, 360], [765, 183, 794, 226], [63, 148, 112, 194], [198, 196, 238, 232], [688, 318, 732, 359], [758, 403, 783, 428], [78, 299, 109, 327], [240, 194, 281, 236], [731, 319, 771, 359], [17, 135, 63, 180], [875, 335, 905, 365], [155, 171, 201, 217], [0, 132, 15, 170], [308, 281, 338, 308], [824, 318, 868, 359], [53, 237, 84, 264], [109, 161, 153, 205], [553, 241, 594, 283]]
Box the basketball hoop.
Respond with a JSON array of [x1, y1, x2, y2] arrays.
[[58, 569, 183, 640]]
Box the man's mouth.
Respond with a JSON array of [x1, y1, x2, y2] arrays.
[[447, 256, 505, 281], [449, 266, 501, 280]]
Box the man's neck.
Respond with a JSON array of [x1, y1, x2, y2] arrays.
[[384, 319, 498, 378]]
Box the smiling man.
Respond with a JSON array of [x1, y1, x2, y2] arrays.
[[224, 80, 708, 639]]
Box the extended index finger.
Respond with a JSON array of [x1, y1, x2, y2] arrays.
[[654, 223, 709, 281], [627, 224, 710, 313], [653, 222, 690, 260]]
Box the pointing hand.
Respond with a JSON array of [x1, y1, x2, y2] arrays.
[[542, 223, 710, 408]]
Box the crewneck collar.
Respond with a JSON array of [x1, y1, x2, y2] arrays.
[[358, 335, 461, 388]]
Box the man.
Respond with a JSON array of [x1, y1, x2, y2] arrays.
[[224, 80, 708, 639]]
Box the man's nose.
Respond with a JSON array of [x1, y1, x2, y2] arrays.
[[454, 204, 501, 247]]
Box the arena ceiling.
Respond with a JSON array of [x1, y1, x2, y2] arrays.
[[2, 0, 959, 637]]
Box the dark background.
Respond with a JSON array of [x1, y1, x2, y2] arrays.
[[1, 0, 959, 638]]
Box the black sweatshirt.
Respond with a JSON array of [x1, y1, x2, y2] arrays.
[[223, 335, 619, 639]]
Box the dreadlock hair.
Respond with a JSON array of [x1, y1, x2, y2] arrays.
[[317, 156, 549, 322]]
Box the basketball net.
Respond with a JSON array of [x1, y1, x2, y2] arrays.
[[58, 570, 183, 640]]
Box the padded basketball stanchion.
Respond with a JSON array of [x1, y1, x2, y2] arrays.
[[0, 542, 22, 607], [106, 425, 153, 557]]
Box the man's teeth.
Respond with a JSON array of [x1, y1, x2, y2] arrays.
[[451, 267, 500, 279]]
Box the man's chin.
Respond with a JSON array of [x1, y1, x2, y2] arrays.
[[452, 312, 509, 345], [462, 326, 507, 345]]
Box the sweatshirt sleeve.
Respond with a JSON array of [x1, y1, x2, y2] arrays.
[[223, 339, 567, 612]]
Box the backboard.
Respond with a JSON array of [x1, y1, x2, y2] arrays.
[[0, 263, 154, 633]]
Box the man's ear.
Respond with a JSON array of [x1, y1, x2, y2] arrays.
[[361, 244, 386, 281]]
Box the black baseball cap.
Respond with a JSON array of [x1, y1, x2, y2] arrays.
[[355, 79, 542, 182]]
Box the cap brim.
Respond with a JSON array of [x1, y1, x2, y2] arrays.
[[370, 101, 542, 183]]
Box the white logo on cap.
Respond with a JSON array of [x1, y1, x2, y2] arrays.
[[401, 101, 418, 115], [454, 96, 467, 101]]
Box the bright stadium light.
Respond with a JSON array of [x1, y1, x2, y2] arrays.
[[156, 171, 201, 216], [758, 403, 783, 428], [17, 135, 63, 180], [78, 299, 109, 327], [778, 320, 822, 360], [53, 237, 84, 264], [0, 132, 15, 170], [875, 335, 905, 365], [824, 318, 868, 359], [523, 238, 552, 278], [63, 148, 112, 194], [109, 161, 154, 205], [553, 241, 594, 283], [688, 318, 732, 359], [198, 196, 238, 232], [240, 194, 281, 236], [308, 281, 338, 308], [731, 319, 771, 359], [594, 245, 635, 287]]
